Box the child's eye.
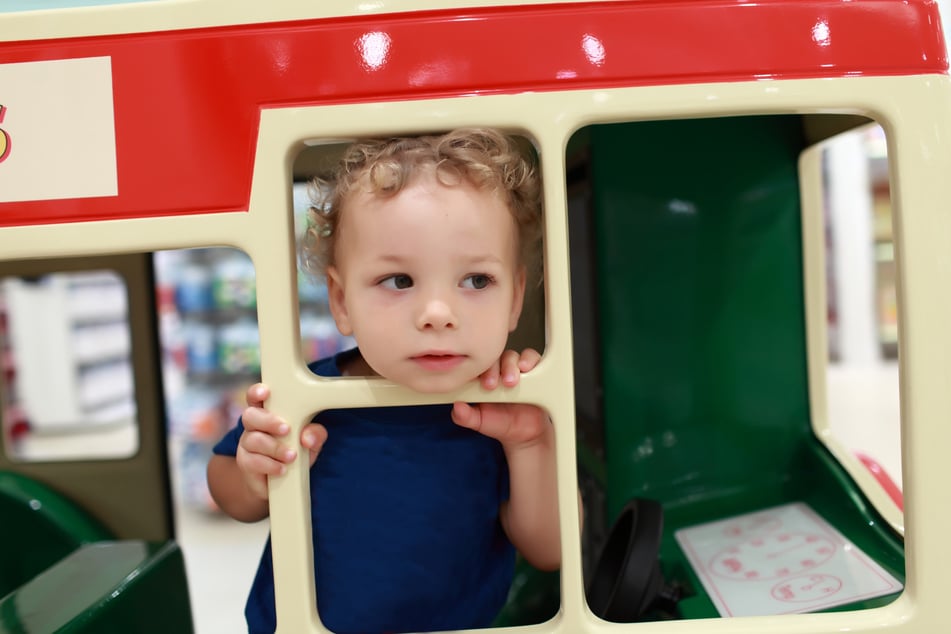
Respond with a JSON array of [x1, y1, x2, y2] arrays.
[[461, 274, 493, 290], [380, 274, 413, 290]]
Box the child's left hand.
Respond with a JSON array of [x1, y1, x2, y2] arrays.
[[451, 348, 549, 449]]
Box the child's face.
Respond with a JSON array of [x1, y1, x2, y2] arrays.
[[326, 168, 527, 393]]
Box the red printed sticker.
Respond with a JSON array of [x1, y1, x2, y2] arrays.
[[675, 502, 902, 617]]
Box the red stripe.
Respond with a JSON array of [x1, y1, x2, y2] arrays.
[[0, 0, 946, 227], [855, 451, 904, 511]]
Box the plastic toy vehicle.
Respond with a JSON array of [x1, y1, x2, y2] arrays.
[[2, 0, 947, 632]]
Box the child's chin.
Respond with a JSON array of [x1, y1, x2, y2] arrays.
[[396, 372, 475, 395], [405, 378, 470, 395]]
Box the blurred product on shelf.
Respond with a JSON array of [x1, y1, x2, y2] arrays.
[[176, 262, 215, 313], [213, 251, 256, 310], [218, 319, 261, 375], [185, 321, 218, 375], [170, 384, 245, 512], [300, 312, 341, 363]]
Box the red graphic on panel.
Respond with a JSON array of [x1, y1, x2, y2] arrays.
[[0, 105, 10, 163], [722, 513, 781, 538], [771, 574, 844, 603], [710, 532, 837, 581]]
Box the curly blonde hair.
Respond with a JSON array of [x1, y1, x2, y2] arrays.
[[299, 128, 542, 281]]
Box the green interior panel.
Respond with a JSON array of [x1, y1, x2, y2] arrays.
[[591, 115, 810, 514]]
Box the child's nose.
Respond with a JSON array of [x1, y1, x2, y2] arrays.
[[416, 296, 457, 331]]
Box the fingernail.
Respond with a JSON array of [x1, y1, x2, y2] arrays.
[[284, 449, 296, 461], [277, 423, 289, 435]]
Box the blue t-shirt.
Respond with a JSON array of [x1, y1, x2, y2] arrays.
[[212, 349, 515, 634]]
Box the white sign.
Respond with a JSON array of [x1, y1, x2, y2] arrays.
[[675, 502, 902, 617], [0, 56, 117, 203]]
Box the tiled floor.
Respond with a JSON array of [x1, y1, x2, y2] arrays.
[[174, 503, 270, 634], [172, 360, 903, 633]]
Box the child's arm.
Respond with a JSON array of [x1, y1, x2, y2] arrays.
[[451, 349, 569, 571], [207, 383, 327, 523]]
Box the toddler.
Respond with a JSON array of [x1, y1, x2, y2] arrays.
[[207, 128, 560, 634]]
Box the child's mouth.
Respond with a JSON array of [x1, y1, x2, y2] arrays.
[[411, 354, 465, 371]]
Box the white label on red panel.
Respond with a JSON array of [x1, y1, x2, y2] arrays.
[[675, 502, 902, 617], [0, 56, 117, 203]]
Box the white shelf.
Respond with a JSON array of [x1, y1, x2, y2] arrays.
[[2, 271, 136, 435], [72, 322, 132, 363], [67, 283, 128, 322]]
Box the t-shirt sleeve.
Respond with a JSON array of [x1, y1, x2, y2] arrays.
[[212, 417, 245, 457]]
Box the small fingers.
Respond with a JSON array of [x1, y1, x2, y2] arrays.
[[479, 357, 502, 390], [241, 406, 289, 438], [245, 382, 271, 408], [236, 436, 293, 480], [451, 401, 480, 431], [451, 401, 470, 424], [499, 349, 523, 387], [517, 348, 542, 373], [240, 429, 297, 464], [237, 450, 292, 477], [299, 423, 327, 450], [300, 423, 328, 466], [482, 349, 543, 390]]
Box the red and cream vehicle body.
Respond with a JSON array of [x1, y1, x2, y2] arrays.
[[1, 1, 949, 633]]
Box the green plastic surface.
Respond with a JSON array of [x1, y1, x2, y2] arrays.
[[0, 471, 113, 599], [0, 541, 193, 633]]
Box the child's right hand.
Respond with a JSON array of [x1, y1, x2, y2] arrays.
[[235, 383, 327, 501]]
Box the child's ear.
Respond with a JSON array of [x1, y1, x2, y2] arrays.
[[508, 266, 527, 332], [326, 267, 353, 336]]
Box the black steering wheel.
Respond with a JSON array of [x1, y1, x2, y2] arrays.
[[586, 497, 674, 622]]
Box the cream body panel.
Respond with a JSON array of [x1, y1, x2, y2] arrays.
[[1, 0, 568, 41]]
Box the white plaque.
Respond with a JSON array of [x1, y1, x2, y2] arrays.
[[675, 502, 902, 617], [0, 56, 117, 203]]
